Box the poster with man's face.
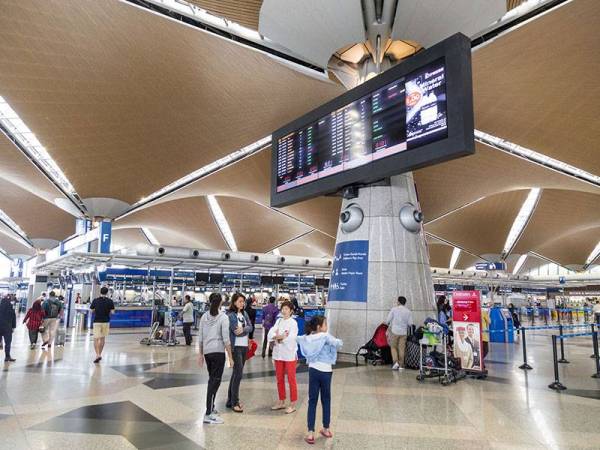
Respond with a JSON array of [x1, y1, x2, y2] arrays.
[[453, 321, 482, 370], [452, 290, 484, 372]]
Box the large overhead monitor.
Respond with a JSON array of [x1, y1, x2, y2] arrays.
[[270, 33, 474, 208]]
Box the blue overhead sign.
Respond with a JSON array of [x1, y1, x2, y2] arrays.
[[98, 221, 112, 254], [328, 240, 369, 303], [475, 261, 506, 271]]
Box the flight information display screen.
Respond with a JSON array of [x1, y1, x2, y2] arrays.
[[276, 59, 447, 193], [270, 33, 473, 208]]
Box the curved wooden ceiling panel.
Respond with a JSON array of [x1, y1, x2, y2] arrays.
[[0, 133, 66, 205], [425, 189, 529, 256], [277, 230, 336, 258], [427, 242, 453, 268], [415, 142, 599, 222], [0, 232, 33, 257], [187, 0, 263, 30], [455, 252, 484, 271], [473, 0, 600, 174], [513, 189, 600, 263], [216, 196, 311, 253], [161, 149, 272, 205], [0, 0, 343, 203], [534, 226, 600, 268], [115, 197, 226, 250], [155, 148, 340, 236], [0, 178, 74, 241]]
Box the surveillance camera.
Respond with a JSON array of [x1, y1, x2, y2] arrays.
[[399, 203, 423, 233], [340, 204, 364, 234]]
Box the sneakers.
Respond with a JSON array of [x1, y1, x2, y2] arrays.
[[203, 413, 224, 424], [392, 362, 400, 370]]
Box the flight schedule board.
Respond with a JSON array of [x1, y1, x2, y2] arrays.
[[271, 33, 474, 208]]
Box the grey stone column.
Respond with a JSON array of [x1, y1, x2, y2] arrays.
[[327, 172, 436, 353]]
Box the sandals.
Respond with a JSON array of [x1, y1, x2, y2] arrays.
[[320, 429, 333, 438], [304, 435, 315, 445], [285, 406, 296, 414], [232, 405, 244, 413], [271, 404, 286, 411]]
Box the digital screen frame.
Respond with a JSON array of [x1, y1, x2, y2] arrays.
[[270, 33, 474, 208]]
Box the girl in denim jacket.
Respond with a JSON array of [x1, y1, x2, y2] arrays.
[[296, 316, 343, 445]]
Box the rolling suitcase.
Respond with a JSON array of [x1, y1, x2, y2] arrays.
[[404, 337, 421, 370], [56, 327, 66, 347]]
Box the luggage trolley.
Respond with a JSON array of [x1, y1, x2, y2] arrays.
[[140, 308, 180, 346], [416, 322, 456, 386]]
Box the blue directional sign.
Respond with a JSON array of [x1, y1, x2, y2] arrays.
[[328, 240, 369, 302]]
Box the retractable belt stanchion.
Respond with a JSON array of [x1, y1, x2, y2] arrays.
[[519, 327, 533, 370], [558, 324, 569, 364], [592, 323, 597, 359], [549, 334, 566, 391], [592, 330, 600, 379]]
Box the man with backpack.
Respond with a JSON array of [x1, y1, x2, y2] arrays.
[[90, 286, 115, 363], [41, 291, 63, 349]]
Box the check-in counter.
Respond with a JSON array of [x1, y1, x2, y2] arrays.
[[74, 304, 153, 328]]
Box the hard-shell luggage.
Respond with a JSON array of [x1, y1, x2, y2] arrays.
[[56, 327, 66, 346]]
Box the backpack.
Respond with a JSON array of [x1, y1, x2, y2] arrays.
[[47, 300, 60, 318]]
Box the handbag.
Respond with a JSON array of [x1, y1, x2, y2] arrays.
[[246, 339, 258, 360], [38, 325, 45, 333]]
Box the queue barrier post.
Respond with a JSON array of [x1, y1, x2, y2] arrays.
[[592, 324, 597, 359], [518, 327, 533, 370], [548, 335, 566, 391], [592, 330, 600, 379], [558, 324, 569, 364]]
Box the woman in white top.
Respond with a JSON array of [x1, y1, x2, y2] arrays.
[[268, 300, 299, 414], [182, 295, 194, 346]]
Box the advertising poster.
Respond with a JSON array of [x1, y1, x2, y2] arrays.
[[452, 290, 484, 372], [328, 240, 369, 302], [405, 59, 448, 147]]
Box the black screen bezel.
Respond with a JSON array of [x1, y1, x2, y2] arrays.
[[270, 33, 474, 208]]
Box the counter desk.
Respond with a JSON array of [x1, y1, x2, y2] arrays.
[[74, 304, 153, 329]]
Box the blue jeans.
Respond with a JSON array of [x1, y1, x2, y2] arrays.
[[307, 368, 332, 432]]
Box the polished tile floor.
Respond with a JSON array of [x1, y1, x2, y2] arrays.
[[1, 319, 599, 449]]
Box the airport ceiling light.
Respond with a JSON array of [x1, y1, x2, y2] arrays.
[[475, 130, 600, 187], [206, 195, 237, 252], [141, 227, 160, 246], [512, 253, 528, 275], [585, 241, 600, 267], [133, 136, 271, 208], [502, 187, 541, 257], [0, 208, 33, 248], [449, 247, 461, 270], [0, 97, 84, 211]]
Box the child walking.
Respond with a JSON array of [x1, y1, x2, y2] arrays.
[[23, 299, 45, 349], [296, 316, 343, 445], [267, 300, 298, 414]]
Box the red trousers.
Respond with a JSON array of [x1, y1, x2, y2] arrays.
[[275, 360, 298, 402]]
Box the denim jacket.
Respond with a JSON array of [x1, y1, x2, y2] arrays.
[[227, 310, 253, 347], [297, 332, 343, 365]]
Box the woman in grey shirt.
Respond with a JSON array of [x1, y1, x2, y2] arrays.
[[198, 293, 232, 424]]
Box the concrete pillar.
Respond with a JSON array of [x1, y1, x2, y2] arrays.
[[327, 172, 436, 353]]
